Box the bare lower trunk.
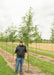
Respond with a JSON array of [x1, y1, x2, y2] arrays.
[[27, 44, 29, 72]]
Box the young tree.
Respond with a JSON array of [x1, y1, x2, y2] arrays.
[[5, 26, 17, 55], [19, 7, 33, 46], [18, 7, 34, 72], [5, 26, 17, 42], [3, 30, 8, 55], [50, 22, 54, 43], [0, 32, 4, 47], [33, 25, 42, 43], [32, 25, 42, 53]]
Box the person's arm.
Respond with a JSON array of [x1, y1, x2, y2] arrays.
[[25, 53, 27, 59], [25, 46, 28, 60], [14, 53, 16, 60], [14, 46, 18, 60]]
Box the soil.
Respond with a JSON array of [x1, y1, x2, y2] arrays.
[[29, 52, 54, 63]]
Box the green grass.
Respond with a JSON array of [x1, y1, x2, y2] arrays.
[[29, 46, 54, 53], [0, 44, 54, 73], [0, 55, 15, 75], [27, 55, 54, 73], [0, 45, 15, 55], [0, 42, 17, 48], [5, 42, 54, 53], [0, 45, 54, 59], [7, 43, 17, 48], [29, 49, 54, 58], [4, 43, 54, 59], [0, 42, 54, 54], [8, 43, 54, 53]]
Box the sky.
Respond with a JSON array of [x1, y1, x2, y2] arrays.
[[0, 0, 54, 39]]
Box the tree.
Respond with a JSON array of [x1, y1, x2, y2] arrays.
[[0, 32, 4, 42], [33, 25, 42, 43], [0, 32, 4, 47], [4, 29, 10, 53], [5, 26, 17, 42], [50, 22, 54, 43], [19, 7, 33, 46], [5, 25, 17, 55], [18, 7, 34, 72]]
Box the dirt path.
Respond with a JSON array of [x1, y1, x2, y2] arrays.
[[29, 52, 54, 64], [1, 45, 54, 64], [0, 48, 41, 75]]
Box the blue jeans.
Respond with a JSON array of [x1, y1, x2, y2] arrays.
[[15, 58, 24, 73]]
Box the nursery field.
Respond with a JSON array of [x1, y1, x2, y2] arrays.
[[0, 42, 54, 75], [0, 1, 54, 75]]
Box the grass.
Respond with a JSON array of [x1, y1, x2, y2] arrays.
[[27, 55, 54, 74], [0, 42, 54, 53], [7, 42, 54, 53], [0, 45, 15, 55], [0, 55, 15, 75], [0, 45, 54, 59], [29, 46, 54, 53], [6, 43, 17, 48], [0, 44, 54, 73], [4, 42, 54, 53], [29, 49, 54, 58], [0, 42, 17, 48], [5, 44, 54, 59]]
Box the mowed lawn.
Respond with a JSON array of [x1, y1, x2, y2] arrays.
[[0, 55, 15, 75]]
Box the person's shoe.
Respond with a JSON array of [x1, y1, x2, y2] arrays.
[[20, 72, 23, 75]]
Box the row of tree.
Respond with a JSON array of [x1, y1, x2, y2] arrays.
[[50, 23, 54, 43], [0, 8, 54, 46]]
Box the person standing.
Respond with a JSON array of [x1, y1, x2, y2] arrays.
[[14, 41, 27, 75]]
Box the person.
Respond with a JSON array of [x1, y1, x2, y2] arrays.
[[14, 41, 27, 75]]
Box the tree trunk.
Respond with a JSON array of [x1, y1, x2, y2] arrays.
[[27, 44, 29, 72]]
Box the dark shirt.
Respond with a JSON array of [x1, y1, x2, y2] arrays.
[[15, 45, 27, 58]]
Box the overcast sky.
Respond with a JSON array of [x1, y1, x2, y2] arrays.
[[0, 0, 54, 39]]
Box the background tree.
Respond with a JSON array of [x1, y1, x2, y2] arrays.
[[50, 22, 54, 43], [5, 25, 17, 55], [33, 25, 42, 43], [5, 26, 17, 42], [0, 32, 4, 47]]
